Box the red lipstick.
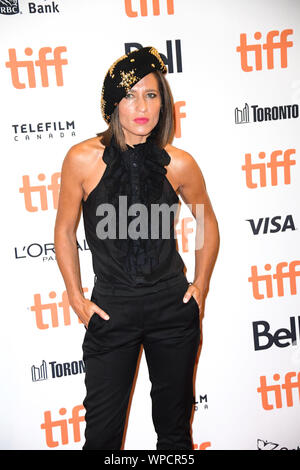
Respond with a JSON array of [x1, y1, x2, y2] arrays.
[[134, 118, 149, 124]]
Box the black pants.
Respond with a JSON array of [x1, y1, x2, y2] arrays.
[[82, 276, 200, 450]]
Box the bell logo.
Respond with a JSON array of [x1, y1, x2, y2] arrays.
[[19, 172, 61, 212], [125, 40, 183, 73], [241, 148, 296, 188], [248, 260, 300, 299], [41, 405, 85, 448], [236, 29, 293, 71], [5, 46, 68, 89], [124, 0, 174, 17], [30, 289, 88, 330]]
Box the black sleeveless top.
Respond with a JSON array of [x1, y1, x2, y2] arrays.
[[81, 134, 186, 296]]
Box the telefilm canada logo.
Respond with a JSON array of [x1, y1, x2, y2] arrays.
[[12, 120, 76, 142], [235, 102, 299, 124], [193, 394, 208, 411]]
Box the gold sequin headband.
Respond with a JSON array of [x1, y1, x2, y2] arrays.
[[101, 46, 167, 124]]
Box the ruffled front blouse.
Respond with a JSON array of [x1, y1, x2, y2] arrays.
[[82, 134, 185, 292]]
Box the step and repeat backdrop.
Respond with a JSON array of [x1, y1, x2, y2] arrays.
[[1, 0, 299, 451]]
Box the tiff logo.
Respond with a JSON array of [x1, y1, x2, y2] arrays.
[[236, 29, 293, 71], [5, 46, 68, 89], [193, 442, 211, 450], [175, 215, 204, 253], [248, 260, 300, 299], [19, 172, 61, 212], [41, 405, 85, 448], [124, 0, 174, 17], [174, 101, 186, 137], [257, 371, 300, 410], [30, 289, 88, 330], [241, 148, 296, 188]]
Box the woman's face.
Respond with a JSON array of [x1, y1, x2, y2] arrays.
[[118, 72, 161, 146]]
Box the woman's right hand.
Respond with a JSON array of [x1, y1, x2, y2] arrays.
[[70, 295, 110, 328]]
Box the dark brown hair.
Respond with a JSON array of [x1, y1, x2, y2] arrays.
[[97, 70, 175, 151]]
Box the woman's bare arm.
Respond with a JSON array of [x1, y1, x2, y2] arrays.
[[167, 145, 220, 317], [54, 143, 109, 326]]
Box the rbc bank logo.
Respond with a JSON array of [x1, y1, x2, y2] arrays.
[[0, 0, 19, 14], [0, 0, 60, 14]]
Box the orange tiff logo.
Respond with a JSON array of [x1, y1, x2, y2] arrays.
[[5, 46, 68, 88], [193, 442, 211, 450], [241, 148, 296, 188], [248, 260, 300, 299], [236, 29, 293, 71], [19, 172, 61, 212], [30, 289, 88, 330], [175, 216, 198, 253], [41, 405, 85, 448], [174, 101, 186, 138], [125, 0, 174, 16], [257, 371, 300, 410]]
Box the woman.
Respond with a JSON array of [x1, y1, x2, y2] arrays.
[[54, 46, 220, 450]]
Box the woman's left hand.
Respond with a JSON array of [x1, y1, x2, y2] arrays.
[[183, 283, 207, 317]]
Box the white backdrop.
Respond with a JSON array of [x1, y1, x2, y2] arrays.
[[1, 0, 299, 450]]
